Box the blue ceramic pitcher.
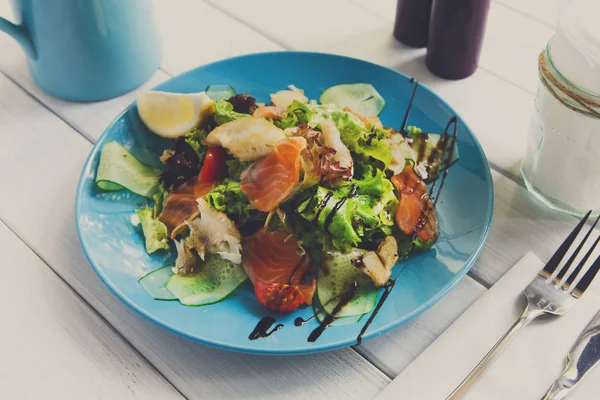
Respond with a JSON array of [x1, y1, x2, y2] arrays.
[[0, 0, 162, 101]]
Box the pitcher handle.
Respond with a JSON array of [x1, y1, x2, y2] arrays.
[[0, 16, 36, 58]]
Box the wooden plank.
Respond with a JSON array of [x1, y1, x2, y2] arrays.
[[0, 73, 390, 399], [353, 0, 554, 94], [155, 0, 282, 76], [355, 277, 486, 378], [496, 0, 562, 27], [0, 222, 183, 400], [471, 170, 587, 287], [205, 0, 535, 176]]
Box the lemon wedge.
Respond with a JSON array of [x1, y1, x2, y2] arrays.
[[136, 91, 215, 138]]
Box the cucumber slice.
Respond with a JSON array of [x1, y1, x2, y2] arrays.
[[139, 266, 177, 300], [96, 141, 162, 198], [313, 295, 363, 326], [319, 83, 385, 117], [317, 249, 378, 318], [205, 85, 237, 101], [166, 254, 247, 306], [408, 133, 459, 182]]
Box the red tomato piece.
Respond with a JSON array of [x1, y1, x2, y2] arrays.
[[199, 147, 228, 183], [254, 282, 306, 313]]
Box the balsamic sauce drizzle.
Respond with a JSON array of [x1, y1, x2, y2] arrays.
[[323, 184, 358, 232], [308, 281, 360, 342], [356, 278, 396, 345], [249, 316, 283, 340], [400, 79, 419, 134], [402, 115, 459, 243], [294, 316, 315, 326], [413, 135, 429, 164], [429, 116, 458, 204], [354, 262, 409, 345], [312, 192, 333, 224]]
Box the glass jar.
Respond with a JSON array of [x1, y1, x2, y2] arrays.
[[521, 0, 600, 216]]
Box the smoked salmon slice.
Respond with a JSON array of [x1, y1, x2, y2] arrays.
[[252, 105, 286, 119], [391, 165, 439, 241], [241, 137, 307, 212], [242, 230, 316, 306], [158, 175, 215, 238]]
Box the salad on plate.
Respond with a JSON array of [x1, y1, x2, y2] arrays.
[[94, 82, 458, 340]]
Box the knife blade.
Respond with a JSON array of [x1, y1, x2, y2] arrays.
[[542, 309, 600, 400]]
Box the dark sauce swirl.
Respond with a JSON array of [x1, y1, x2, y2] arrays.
[[249, 316, 283, 340], [430, 116, 458, 205], [312, 192, 333, 224], [323, 184, 358, 232], [400, 79, 419, 134], [356, 278, 397, 345], [294, 316, 315, 326]]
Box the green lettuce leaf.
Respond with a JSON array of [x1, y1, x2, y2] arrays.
[[135, 206, 170, 254], [275, 100, 314, 129], [308, 104, 392, 168], [205, 179, 252, 218], [282, 209, 339, 258], [152, 183, 169, 216], [184, 128, 208, 164], [226, 159, 252, 181], [214, 99, 250, 125], [295, 168, 397, 249], [407, 125, 422, 135], [395, 231, 435, 259]]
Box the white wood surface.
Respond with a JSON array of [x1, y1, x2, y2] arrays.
[[354, 278, 486, 378], [0, 221, 183, 400], [156, 0, 282, 76], [471, 171, 589, 287], [496, 0, 562, 27], [0, 0, 594, 397], [352, 0, 554, 94]]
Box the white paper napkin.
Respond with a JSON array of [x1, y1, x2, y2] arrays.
[[375, 252, 600, 400]]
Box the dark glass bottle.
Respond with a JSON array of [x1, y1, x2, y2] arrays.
[[426, 0, 491, 80], [393, 0, 434, 48]]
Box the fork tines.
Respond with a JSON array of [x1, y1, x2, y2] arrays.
[[542, 210, 600, 296]]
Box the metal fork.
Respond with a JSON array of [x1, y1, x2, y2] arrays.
[[447, 211, 600, 399]]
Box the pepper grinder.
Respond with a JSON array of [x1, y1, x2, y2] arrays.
[[426, 0, 491, 80], [393, 0, 434, 48]]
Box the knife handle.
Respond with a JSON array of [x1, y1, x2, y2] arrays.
[[542, 380, 571, 400], [542, 313, 600, 400]]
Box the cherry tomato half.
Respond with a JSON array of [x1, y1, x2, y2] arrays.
[[199, 147, 228, 183], [254, 282, 306, 313]]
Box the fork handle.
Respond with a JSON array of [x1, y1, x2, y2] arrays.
[[446, 304, 543, 400]]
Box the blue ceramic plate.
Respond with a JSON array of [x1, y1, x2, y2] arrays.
[[76, 52, 493, 355]]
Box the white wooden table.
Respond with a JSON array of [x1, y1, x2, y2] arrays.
[[0, 0, 587, 398]]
